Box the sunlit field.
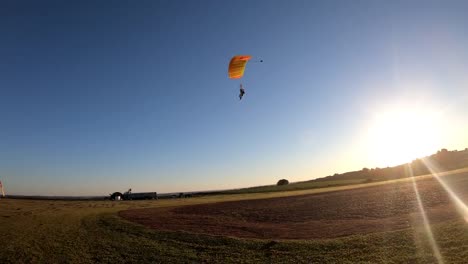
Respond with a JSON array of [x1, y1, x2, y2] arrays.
[[1, 168, 467, 263]]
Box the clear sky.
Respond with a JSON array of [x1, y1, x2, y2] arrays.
[[2, 0, 468, 195]]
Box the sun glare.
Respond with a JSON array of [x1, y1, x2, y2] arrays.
[[367, 107, 443, 167]]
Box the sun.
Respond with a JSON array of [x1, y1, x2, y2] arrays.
[[366, 106, 443, 167]]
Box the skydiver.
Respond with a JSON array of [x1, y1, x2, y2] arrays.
[[239, 84, 245, 100]]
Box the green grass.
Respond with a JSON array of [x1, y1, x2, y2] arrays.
[[1, 169, 468, 263], [1, 199, 467, 263]]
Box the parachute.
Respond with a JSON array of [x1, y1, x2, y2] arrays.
[[228, 55, 252, 79], [228, 55, 262, 100]]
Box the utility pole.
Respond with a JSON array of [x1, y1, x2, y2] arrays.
[[0, 180, 5, 198]]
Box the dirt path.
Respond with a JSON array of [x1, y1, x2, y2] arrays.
[[120, 172, 468, 239]]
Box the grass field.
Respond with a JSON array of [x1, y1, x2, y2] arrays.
[[1, 169, 468, 263], [222, 179, 368, 194], [121, 170, 468, 240]]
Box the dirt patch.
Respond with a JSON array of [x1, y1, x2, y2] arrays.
[[120, 172, 468, 239]]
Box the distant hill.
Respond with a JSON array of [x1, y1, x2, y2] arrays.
[[225, 148, 468, 194], [315, 148, 468, 183]]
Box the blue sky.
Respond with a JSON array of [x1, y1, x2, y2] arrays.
[[1, 1, 468, 195]]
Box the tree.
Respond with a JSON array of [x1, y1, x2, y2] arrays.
[[277, 179, 289, 186]]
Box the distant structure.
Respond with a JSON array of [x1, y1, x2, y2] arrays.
[[178, 192, 193, 198], [0, 180, 5, 198], [110, 188, 157, 200], [110, 192, 123, 201]]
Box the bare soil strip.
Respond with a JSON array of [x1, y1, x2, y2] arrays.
[[120, 172, 468, 239]]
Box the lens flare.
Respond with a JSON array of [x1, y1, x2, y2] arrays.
[[421, 158, 468, 223], [406, 165, 444, 264]]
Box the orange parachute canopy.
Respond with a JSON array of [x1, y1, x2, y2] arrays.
[[228, 55, 252, 79]]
